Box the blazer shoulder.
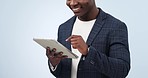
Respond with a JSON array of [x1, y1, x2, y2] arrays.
[[106, 13, 125, 24], [104, 12, 127, 29]]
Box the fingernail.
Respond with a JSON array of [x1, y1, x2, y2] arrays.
[[52, 48, 56, 52], [65, 39, 68, 41]]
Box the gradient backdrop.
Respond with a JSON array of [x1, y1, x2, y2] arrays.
[[0, 0, 148, 78]]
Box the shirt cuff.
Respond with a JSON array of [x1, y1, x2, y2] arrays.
[[49, 62, 58, 71]]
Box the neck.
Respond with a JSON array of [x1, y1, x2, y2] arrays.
[[78, 7, 99, 21]]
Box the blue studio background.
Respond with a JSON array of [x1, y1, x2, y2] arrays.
[[0, 0, 148, 78]]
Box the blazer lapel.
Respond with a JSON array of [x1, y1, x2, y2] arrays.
[[63, 9, 107, 48], [64, 16, 77, 51], [86, 9, 107, 46]]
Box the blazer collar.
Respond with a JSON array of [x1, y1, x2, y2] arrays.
[[86, 8, 107, 46], [65, 8, 107, 47]]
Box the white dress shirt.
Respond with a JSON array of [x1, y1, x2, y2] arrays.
[[71, 17, 96, 78]]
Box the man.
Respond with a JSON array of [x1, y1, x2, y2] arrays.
[[46, 0, 131, 78]]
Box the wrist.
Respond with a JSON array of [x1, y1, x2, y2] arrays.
[[82, 45, 90, 55]]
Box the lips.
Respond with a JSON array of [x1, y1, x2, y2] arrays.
[[72, 7, 81, 13]]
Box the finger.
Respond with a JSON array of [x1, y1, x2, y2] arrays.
[[54, 52, 63, 57], [51, 48, 56, 56], [70, 38, 78, 42], [46, 47, 51, 56], [46, 47, 55, 58], [61, 55, 68, 59], [71, 35, 81, 37], [66, 35, 80, 41], [71, 41, 78, 45], [46, 47, 50, 52], [51, 48, 56, 52], [66, 36, 73, 41], [56, 55, 68, 59], [72, 45, 77, 49]]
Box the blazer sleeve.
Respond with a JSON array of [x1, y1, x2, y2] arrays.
[[48, 59, 62, 77], [47, 25, 63, 77], [85, 22, 130, 78]]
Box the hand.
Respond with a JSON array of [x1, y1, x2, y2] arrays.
[[46, 47, 68, 67], [66, 35, 88, 55]]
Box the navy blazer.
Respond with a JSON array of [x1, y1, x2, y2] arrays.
[[48, 8, 130, 78]]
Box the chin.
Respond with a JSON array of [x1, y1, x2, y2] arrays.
[[74, 12, 82, 17]]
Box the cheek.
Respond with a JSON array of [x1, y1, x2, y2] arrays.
[[66, 1, 70, 6]]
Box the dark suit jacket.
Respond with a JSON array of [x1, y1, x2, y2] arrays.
[[48, 8, 130, 78]]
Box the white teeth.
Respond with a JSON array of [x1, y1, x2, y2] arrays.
[[72, 8, 79, 11]]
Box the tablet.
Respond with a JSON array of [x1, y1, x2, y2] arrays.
[[33, 38, 78, 59]]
